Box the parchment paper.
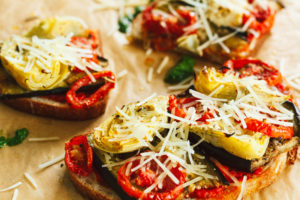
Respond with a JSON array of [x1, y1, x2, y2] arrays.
[[0, 0, 299, 199]]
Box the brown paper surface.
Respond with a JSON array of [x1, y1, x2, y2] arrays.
[[0, 0, 299, 199]]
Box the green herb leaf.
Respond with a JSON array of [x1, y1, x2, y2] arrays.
[[118, 6, 144, 33], [0, 136, 6, 148], [6, 128, 29, 146], [118, 15, 133, 33], [164, 56, 196, 84], [133, 6, 144, 18]]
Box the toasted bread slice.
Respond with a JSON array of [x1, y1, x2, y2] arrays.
[[66, 151, 294, 200], [2, 95, 108, 120], [0, 27, 113, 120]]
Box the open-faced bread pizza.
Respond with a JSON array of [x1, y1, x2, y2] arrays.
[[0, 17, 115, 120], [130, 0, 282, 63], [64, 58, 300, 199]]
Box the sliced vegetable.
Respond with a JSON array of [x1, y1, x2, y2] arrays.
[[223, 59, 282, 87], [65, 135, 93, 176], [164, 56, 195, 84], [194, 67, 237, 100], [66, 71, 115, 109], [190, 186, 225, 199], [0, 128, 29, 148], [142, 7, 197, 51], [117, 154, 186, 200], [92, 150, 136, 200], [283, 101, 300, 137], [244, 118, 293, 139]]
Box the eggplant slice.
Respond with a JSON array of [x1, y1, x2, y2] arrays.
[[283, 101, 300, 137], [190, 133, 300, 173]]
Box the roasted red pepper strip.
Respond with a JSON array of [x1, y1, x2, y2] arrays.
[[66, 71, 115, 109], [244, 118, 293, 139], [65, 135, 93, 176], [223, 58, 282, 87], [117, 154, 186, 200]]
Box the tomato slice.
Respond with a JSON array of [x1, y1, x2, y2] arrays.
[[65, 135, 93, 176], [190, 186, 225, 199], [142, 7, 197, 51], [223, 58, 282, 87], [117, 154, 186, 200], [244, 3, 275, 36], [66, 71, 115, 109], [168, 95, 187, 118], [244, 118, 294, 139], [168, 95, 214, 124], [71, 30, 100, 72]]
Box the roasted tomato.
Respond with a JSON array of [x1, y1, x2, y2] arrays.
[[65, 135, 93, 176], [71, 30, 100, 72], [243, 2, 275, 40], [223, 58, 282, 87], [117, 153, 186, 200], [190, 186, 226, 199], [142, 7, 197, 51], [168, 95, 214, 124], [244, 118, 294, 139]]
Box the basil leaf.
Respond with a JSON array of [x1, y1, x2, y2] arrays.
[[6, 128, 29, 146], [118, 6, 144, 33], [164, 56, 195, 84], [118, 15, 133, 33]]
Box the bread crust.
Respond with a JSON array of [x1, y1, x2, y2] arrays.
[[68, 170, 121, 200], [66, 151, 291, 200], [2, 95, 108, 120]]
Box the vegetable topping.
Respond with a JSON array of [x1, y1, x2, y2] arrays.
[[117, 153, 186, 200], [65, 135, 93, 176]]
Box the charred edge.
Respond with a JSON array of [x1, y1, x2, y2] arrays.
[[176, 85, 195, 98], [283, 101, 300, 137], [0, 82, 105, 100], [92, 151, 137, 200]]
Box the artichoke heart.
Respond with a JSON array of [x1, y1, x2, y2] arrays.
[[195, 67, 237, 100], [0, 38, 70, 91], [0, 17, 88, 91], [190, 125, 270, 160], [92, 96, 169, 153], [25, 17, 86, 39]]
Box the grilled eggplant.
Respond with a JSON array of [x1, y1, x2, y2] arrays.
[[190, 133, 300, 172]]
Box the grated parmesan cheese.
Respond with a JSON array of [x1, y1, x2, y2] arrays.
[[11, 189, 18, 200], [28, 137, 60, 142], [38, 154, 65, 169], [156, 56, 169, 74], [0, 182, 22, 192], [147, 67, 153, 82], [24, 173, 38, 189]]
